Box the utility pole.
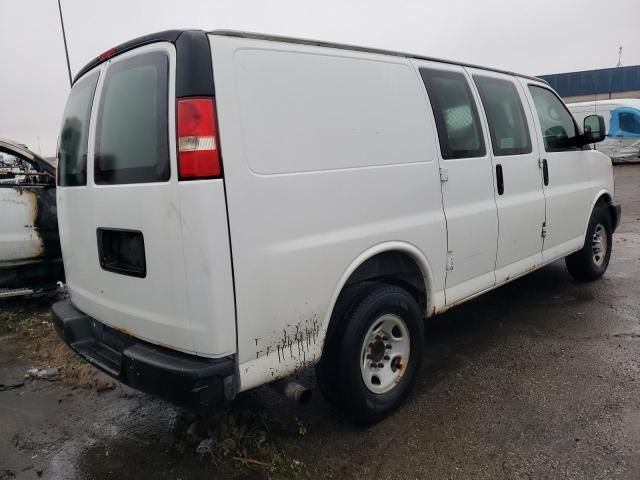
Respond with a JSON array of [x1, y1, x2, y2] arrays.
[[57, 0, 73, 87], [616, 46, 623, 68]]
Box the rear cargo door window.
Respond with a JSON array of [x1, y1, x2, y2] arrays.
[[94, 51, 169, 184], [58, 71, 99, 186]]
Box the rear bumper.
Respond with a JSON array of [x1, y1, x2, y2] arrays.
[[610, 200, 622, 232], [51, 299, 236, 408]]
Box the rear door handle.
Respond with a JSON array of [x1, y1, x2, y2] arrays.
[[542, 158, 549, 186], [496, 164, 504, 195]]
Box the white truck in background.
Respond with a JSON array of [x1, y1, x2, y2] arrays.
[[567, 99, 640, 163]]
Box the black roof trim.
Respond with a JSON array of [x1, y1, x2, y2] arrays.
[[209, 30, 548, 85], [73, 29, 185, 83], [175, 31, 215, 98], [73, 29, 215, 98]]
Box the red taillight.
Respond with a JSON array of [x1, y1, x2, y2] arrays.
[[98, 47, 117, 61], [177, 98, 222, 179]]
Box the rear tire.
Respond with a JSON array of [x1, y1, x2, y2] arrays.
[[565, 204, 612, 281], [317, 283, 424, 423], [315, 282, 373, 407]]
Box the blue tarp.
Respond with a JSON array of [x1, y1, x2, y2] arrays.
[[608, 107, 640, 138]]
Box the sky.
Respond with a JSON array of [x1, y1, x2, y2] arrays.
[[1, 0, 639, 157]]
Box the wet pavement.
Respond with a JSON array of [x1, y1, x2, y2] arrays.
[[1, 164, 639, 480]]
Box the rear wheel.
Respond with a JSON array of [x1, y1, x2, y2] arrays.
[[565, 205, 612, 281], [315, 282, 372, 407], [317, 284, 423, 423]]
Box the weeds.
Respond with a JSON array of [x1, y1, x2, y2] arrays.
[[1, 297, 114, 391], [174, 402, 309, 479]]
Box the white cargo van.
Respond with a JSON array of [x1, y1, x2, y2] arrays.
[[53, 30, 620, 422]]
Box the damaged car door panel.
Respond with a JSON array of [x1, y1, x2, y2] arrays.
[[52, 30, 621, 422], [0, 139, 64, 297]]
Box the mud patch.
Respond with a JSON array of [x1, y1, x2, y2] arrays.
[[255, 315, 321, 366]]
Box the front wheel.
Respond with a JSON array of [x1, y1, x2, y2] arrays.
[[317, 284, 424, 423], [565, 205, 612, 281]]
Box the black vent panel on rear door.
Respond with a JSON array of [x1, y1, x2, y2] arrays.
[[97, 228, 146, 278]]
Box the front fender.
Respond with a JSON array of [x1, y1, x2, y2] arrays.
[[585, 189, 618, 238]]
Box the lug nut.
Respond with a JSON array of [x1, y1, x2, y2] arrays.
[[377, 362, 384, 368], [385, 344, 392, 349], [366, 354, 373, 360], [384, 355, 390, 361], [370, 363, 377, 369]]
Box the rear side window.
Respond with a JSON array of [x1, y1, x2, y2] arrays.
[[473, 76, 532, 156], [528, 85, 577, 152], [95, 51, 169, 184], [420, 68, 485, 159], [58, 71, 99, 186]]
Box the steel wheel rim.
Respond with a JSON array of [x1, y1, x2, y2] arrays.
[[360, 314, 410, 394], [591, 223, 607, 267]]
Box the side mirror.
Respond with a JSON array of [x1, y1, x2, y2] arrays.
[[582, 114, 606, 144]]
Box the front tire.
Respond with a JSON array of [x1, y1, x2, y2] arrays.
[[317, 284, 424, 423], [565, 204, 612, 281]]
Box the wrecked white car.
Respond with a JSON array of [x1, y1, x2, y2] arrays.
[[0, 138, 64, 297]]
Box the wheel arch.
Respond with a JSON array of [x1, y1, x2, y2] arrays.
[[592, 189, 612, 206], [318, 242, 435, 355], [585, 189, 617, 237]]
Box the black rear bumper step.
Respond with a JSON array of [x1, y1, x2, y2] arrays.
[[52, 299, 235, 408]]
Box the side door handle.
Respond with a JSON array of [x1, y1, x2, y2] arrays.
[[496, 164, 504, 195], [542, 158, 549, 186]]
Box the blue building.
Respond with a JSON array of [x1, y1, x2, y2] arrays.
[[539, 65, 640, 103]]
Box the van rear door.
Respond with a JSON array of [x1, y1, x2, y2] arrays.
[[57, 35, 236, 357]]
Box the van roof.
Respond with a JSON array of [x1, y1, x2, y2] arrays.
[[211, 30, 547, 84], [74, 29, 547, 85]]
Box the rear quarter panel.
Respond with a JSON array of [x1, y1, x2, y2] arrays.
[[210, 35, 447, 390]]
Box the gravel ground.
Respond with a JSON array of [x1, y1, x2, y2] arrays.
[[1, 164, 639, 480]]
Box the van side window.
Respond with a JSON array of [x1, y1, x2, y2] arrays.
[[94, 51, 170, 184], [528, 85, 578, 152], [58, 71, 99, 186], [473, 76, 532, 156], [420, 68, 486, 159]]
